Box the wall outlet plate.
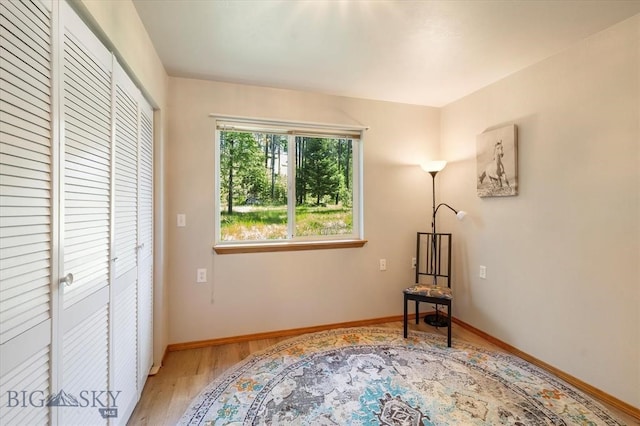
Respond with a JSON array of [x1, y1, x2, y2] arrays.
[[379, 259, 387, 271]]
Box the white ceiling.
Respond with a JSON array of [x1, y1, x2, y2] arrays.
[[133, 0, 640, 107]]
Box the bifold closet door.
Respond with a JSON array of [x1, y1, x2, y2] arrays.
[[137, 99, 153, 391], [111, 61, 154, 424], [58, 2, 111, 424], [111, 61, 140, 424], [0, 0, 54, 424], [1, 1, 153, 424]]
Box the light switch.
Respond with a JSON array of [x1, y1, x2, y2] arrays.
[[177, 214, 186, 227]]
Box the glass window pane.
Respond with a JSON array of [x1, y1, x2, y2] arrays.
[[219, 131, 289, 241], [294, 136, 353, 237]]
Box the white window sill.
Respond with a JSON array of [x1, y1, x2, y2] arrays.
[[213, 239, 368, 254]]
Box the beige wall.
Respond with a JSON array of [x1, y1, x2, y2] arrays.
[[167, 77, 441, 343], [74, 0, 170, 369], [439, 15, 639, 406]]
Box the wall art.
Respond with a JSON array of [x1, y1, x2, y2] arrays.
[[477, 124, 518, 197]]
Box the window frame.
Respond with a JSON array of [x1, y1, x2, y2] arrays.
[[212, 115, 366, 252]]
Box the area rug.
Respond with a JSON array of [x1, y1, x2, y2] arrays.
[[179, 327, 623, 425]]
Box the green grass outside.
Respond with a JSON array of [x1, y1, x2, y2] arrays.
[[220, 205, 352, 240]]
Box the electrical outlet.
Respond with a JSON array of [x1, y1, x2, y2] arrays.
[[479, 265, 487, 279], [379, 259, 387, 271], [411, 257, 416, 269], [197, 268, 207, 283]]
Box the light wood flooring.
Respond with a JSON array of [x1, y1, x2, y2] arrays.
[[128, 321, 638, 425]]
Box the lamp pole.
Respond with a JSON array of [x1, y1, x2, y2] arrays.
[[429, 171, 438, 285], [426, 170, 445, 326], [422, 161, 466, 328]]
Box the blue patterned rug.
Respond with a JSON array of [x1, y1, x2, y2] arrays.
[[179, 327, 624, 425]]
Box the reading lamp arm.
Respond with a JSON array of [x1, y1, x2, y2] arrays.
[[434, 203, 458, 216]]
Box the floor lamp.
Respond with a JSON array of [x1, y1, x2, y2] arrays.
[[421, 161, 466, 327]]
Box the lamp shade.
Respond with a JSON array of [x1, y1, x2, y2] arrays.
[[456, 210, 467, 221], [421, 161, 447, 173]]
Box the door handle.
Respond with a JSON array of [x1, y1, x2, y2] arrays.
[[60, 273, 74, 287]]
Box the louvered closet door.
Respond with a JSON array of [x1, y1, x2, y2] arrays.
[[111, 61, 140, 424], [58, 2, 111, 424], [0, 0, 53, 425], [137, 100, 153, 390]]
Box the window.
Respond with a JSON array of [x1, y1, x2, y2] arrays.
[[213, 116, 364, 250]]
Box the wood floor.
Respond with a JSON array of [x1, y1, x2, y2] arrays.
[[128, 321, 638, 425]]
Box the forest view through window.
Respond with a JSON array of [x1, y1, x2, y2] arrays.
[[215, 119, 362, 243]]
